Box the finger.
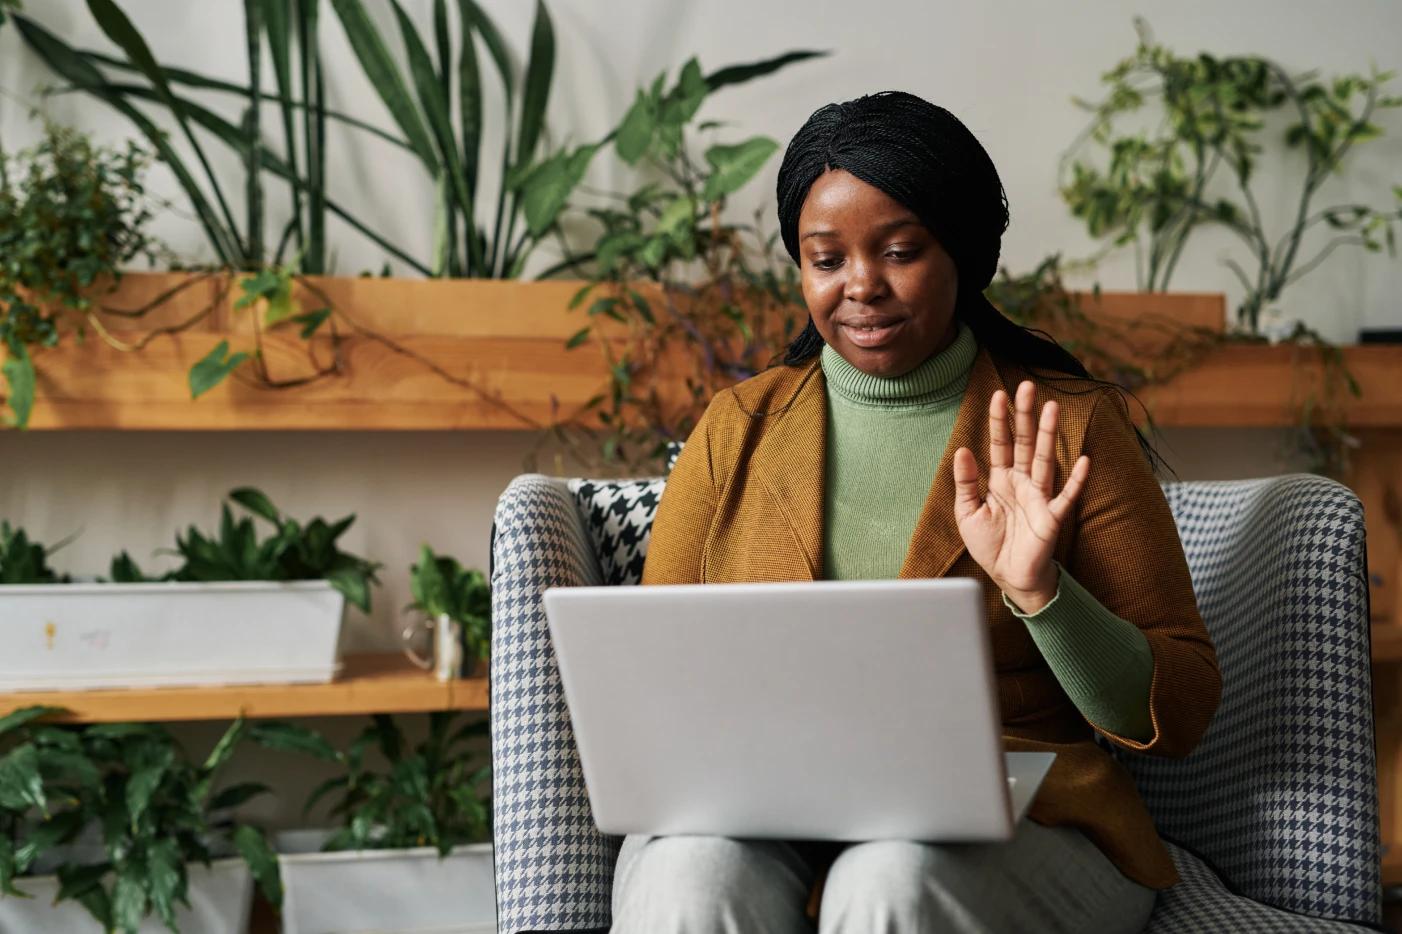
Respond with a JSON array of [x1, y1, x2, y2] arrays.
[[1012, 380, 1036, 474], [1031, 398, 1059, 495], [988, 390, 1012, 469], [1048, 455, 1091, 523], [952, 446, 983, 522]]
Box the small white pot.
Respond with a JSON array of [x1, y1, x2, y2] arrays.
[[0, 580, 344, 690], [275, 829, 495, 934], [0, 857, 252, 933]]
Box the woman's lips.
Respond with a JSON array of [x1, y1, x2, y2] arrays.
[[840, 318, 906, 349]]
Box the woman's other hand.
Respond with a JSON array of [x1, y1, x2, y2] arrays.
[[952, 380, 1090, 613]]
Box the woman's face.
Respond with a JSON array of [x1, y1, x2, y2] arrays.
[[797, 169, 959, 377]]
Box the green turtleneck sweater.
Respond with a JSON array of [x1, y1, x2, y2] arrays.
[[821, 325, 1154, 741]]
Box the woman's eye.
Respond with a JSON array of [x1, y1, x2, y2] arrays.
[[887, 249, 918, 262], [810, 256, 842, 270]]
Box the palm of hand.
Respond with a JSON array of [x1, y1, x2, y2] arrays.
[[953, 381, 1091, 607]]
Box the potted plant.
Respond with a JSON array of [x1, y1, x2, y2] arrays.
[[9, 2, 822, 431], [0, 708, 282, 933], [402, 545, 490, 680], [252, 714, 492, 934], [1, 487, 380, 691]]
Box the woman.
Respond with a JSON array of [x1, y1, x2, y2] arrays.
[[615, 91, 1221, 933]]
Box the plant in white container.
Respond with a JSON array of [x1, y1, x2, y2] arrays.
[[1, 488, 382, 691], [254, 714, 493, 934], [404, 545, 490, 679], [0, 708, 282, 933]]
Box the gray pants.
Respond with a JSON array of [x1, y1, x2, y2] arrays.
[[610, 820, 1156, 933]]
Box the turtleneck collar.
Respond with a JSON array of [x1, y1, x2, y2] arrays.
[[820, 322, 978, 408]]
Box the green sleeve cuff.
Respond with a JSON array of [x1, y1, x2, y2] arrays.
[[1003, 564, 1155, 741]]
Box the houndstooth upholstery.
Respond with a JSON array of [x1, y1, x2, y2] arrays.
[[490, 473, 1379, 932]]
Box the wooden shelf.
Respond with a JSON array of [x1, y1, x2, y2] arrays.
[[1376, 626, 1402, 664], [1384, 850, 1402, 888], [0, 653, 487, 723]]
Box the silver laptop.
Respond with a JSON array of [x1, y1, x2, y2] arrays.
[[543, 578, 1054, 842]]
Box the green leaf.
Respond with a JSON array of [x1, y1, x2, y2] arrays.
[[189, 340, 250, 399], [567, 283, 594, 310], [301, 774, 349, 816], [2, 342, 36, 430], [56, 863, 111, 922], [655, 196, 695, 236], [233, 825, 283, 907], [327, 565, 370, 612], [515, 0, 555, 165], [293, 307, 333, 338], [564, 327, 591, 350], [329, 0, 441, 173], [82, 0, 243, 261], [126, 743, 176, 824], [146, 838, 182, 930], [202, 716, 249, 773], [112, 857, 148, 932], [0, 744, 45, 812], [0, 705, 61, 738], [615, 90, 656, 164], [702, 136, 779, 202], [0, 836, 25, 898], [249, 722, 340, 761], [661, 58, 707, 127], [229, 488, 280, 525], [703, 49, 827, 92], [518, 143, 599, 237]]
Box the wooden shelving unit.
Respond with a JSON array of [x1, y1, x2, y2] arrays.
[[0, 653, 487, 723]]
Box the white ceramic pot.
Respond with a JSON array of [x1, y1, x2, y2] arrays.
[[275, 829, 495, 934], [0, 857, 252, 933], [0, 580, 344, 690]]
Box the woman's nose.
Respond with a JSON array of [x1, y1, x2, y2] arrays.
[[843, 258, 886, 304]]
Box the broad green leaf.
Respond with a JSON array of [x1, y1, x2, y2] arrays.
[[0, 836, 25, 898], [229, 488, 280, 524], [515, 0, 555, 165], [457, 0, 513, 105], [112, 858, 149, 932], [330, 0, 441, 173], [146, 838, 182, 930], [126, 744, 176, 824], [249, 722, 340, 761], [189, 341, 250, 399], [661, 58, 706, 127], [0, 744, 45, 812], [655, 196, 694, 236], [0, 704, 61, 738], [234, 825, 283, 907], [702, 136, 779, 202], [327, 565, 370, 612], [519, 143, 599, 237], [615, 90, 655, 164]]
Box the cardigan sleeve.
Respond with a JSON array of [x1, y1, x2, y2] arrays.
[[1064, 390, 1222, 757], [641, 394, 724, 586]]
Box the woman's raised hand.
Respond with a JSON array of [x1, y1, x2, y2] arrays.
[[952, 380, 1090, 613]]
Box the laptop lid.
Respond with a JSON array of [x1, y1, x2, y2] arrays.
[[544, 578, 1053, 842]]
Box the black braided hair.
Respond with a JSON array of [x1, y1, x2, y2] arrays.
[[773, 90, 1164, 469]]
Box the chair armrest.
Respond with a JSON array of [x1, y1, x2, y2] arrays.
[[490, 474, 619, 933]]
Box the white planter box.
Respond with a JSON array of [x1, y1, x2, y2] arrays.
[[276, 830, 495, 934], [0, 857, 252, 933], [0, 581, 344, 690]]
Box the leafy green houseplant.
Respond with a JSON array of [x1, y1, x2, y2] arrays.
[[0, 708, 281, 933], [0, 122, 159, 428], [407, 545, 490, 676], [1061, 18, 1402, 332], [0, 521, 72, 584], [546, 53, 819, 470], [111, 487, 381, 613], [251, 716, 492, 931]]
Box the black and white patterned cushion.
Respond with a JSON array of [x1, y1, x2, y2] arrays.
[[489, 474, 1380, 932], [566, 478, 665, 587]]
